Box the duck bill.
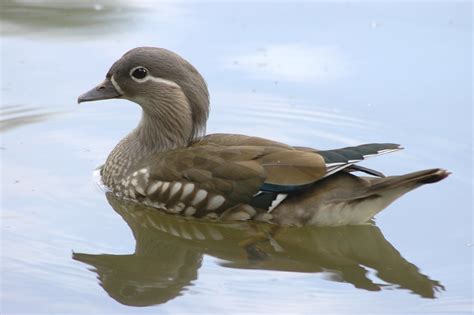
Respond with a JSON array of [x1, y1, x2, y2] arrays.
[[77, 78, 122, 103]]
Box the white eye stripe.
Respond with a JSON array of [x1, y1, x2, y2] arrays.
[[138, 75, 180, 88], [132, 74, 180, 88], [129, 66, 180, 88]]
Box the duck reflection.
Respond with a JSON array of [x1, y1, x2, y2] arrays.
[[73, 193, 444, 307]]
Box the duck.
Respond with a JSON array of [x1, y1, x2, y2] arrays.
[[77, 47, 449, 226]]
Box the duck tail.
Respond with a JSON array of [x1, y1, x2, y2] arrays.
[[323, 169, 449, 226], [342, 168, 451, 224], [368, 168, 451, 193], [271, 168, 450, 226]]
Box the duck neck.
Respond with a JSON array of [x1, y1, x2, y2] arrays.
[[133, 110, 192, 152], [102, 108, 195, 188]]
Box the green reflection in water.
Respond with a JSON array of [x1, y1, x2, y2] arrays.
[[74, 193, 444, 307], [0, 0, 139, 36]]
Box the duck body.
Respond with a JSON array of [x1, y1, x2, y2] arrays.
[[78, 47, 449, 226]]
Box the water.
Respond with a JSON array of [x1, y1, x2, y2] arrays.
[[1, 1, 472, 314]]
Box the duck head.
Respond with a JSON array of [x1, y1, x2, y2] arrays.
[[78, 47, 210, 143]]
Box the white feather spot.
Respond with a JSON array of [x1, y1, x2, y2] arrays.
[[142, 199, 166, 210], [255, 213, 273, 222], [362, 153, 378, 158], [160, 181, 170, 194], [206, 195, 226, 211], [325, 162, 346, 167], [191, 189, 208, 205], [131, 178, 138, 187], [169, 182, 182, 199], [129, 188, 136, 199], [241, 204, 257, 216], [135, 185, 145, 195], [146, 181, 162, 195], [268, 193, 288, 212], [168, 202, 185, 213], [180, 183, 195, 200], [139, 168, 148, 174], [226, 211, 251, 221], [155, 202, 166, 209], [205, 212, 219, 219], [184, 206, 197, 216]]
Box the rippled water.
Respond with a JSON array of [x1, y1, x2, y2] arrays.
[[1, 1, 472, 314]]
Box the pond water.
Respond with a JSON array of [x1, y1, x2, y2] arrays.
[[1, 1, 472, 314]]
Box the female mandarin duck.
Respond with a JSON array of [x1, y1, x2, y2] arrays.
[[78, 47, 449, 226]]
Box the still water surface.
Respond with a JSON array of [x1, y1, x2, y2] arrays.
[[1, 1, 472, 314]]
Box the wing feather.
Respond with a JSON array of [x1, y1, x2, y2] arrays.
[[144, 136, 403, 209]]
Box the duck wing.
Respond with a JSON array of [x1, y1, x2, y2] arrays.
[[133, 134, 401, 215]]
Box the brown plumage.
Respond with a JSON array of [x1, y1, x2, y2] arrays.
[[78, 47, 449, 226]]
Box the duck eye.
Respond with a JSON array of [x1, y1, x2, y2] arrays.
[[131, 67, 148, 79]]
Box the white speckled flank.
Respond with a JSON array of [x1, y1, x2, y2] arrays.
[[206, 195, 226, 210]]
